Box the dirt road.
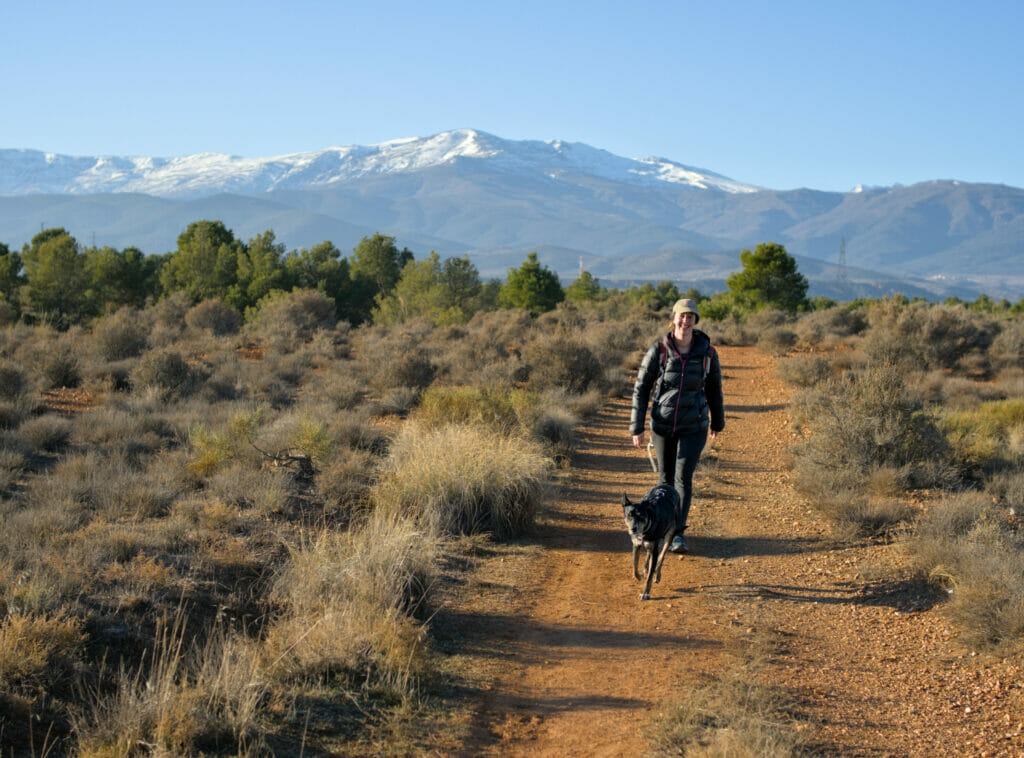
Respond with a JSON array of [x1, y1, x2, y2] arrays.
[[449, 346, 1024, 757]]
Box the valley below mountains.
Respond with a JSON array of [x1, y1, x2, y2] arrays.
[[2, 129, 1022, 299]]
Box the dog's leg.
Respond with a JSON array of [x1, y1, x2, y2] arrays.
[[653, 529, 675, 585], [632, 543, 643, 581], [640, 546, 657, 600]]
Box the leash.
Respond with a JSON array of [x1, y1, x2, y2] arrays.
[[646, 441, 658, 472]]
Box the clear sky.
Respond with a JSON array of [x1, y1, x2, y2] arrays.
[[2, 0, 1021, 192]]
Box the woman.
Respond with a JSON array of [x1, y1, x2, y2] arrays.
[[630, 298, 724, 553]]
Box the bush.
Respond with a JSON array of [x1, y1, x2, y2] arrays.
[[0, 360, 30, 401], [909, 492, 1024, 651], [93, 307, 149, 361], [989, 317, 1024, 370], [131, 349, 195, 398], [941, 398, 1024, 475], [185, 298, 241, 335], [264, 510, 438, 692], [757, 326, 797, 356], [17, 414, 73, 452], [525, 334, 603, 394], [250, 289, 336, 346], [373, 420, 552, 537], [862, 300, 999, 371], [414, 385, 521, 431], [792, 362, 955, 512], [775, 354, 833, 388], [39, 346, 81, 389], [792, 305, 867, 349]]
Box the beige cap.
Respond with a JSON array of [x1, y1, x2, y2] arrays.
[[671, 298, 700, 323]]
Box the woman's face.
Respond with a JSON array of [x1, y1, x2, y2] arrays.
[[672, 311, 697, 331]]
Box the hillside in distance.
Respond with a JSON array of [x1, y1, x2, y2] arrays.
[[1, 129, 1022, 299]]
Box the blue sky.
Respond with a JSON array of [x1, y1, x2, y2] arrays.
[[2, 0, 1021, 192]]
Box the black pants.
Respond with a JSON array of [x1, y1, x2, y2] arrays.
[[651, 428, 708, 531]]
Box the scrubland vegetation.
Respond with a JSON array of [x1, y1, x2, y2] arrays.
[[0, 255, 660, 753], [774, 298, 1024, 653], [1, 220, 1022, 754]]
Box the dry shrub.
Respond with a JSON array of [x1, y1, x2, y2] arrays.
[[774, 354, 833, 388], [0, 442, 26, 494], [909, 492, 1024, 651], [989, 317, 1024, 370], [0, 613, 84, 693], [299, 367, 366, 410], [249, 288, 336, 349], [414, 385, 520, 431], [987, 469, 1024, 508], [131, 349, 196, 398], [862, 300, 999, 371], [702, 315, 755, 346], [0, 360, 33, 402], [17, 413, 73, 452], [941, 398, 1024, 475], [185, 298, 241, 335], [75, 616, 267, 756], [264, 510, 437, 692], [206, 462, 291, 516], [817, 493, 915, 541], [757, 326, 797, 356], [40, 344, 82, 389], [374, 420, 552, 537], [93, 307, 150, 361], [792, 305, 867, 349], [791, 362, 956, 530], [317, 447, 377, 520], [524, 334, 603, 394]]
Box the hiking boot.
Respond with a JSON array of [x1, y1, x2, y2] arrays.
[[669, 535, 688, 554]]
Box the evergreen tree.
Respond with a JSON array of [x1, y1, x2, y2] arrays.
[[84, 245, 160, 310], [726, 241, 808, 312], [235, 229, 287, 309], [21, 228, 91, 327], [159, 220, 243, 303], [565, 270, 604, 303], [0, 242, 24, 307], [498, 252, 564, 311], [283, 240, 358, 321]]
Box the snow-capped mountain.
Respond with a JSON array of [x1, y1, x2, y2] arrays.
[[1, 129, 1022, 299], [0, 129, 759, 198]]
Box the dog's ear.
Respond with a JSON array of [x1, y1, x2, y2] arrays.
[[622, 491, 630, 508]]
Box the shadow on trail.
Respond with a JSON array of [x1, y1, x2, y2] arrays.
[[522, 520, 628, 554], [436, 609, 719, 662], [725, 403, 788, 413], [688, 534, 824, 559], [676, 576, 945, 612]]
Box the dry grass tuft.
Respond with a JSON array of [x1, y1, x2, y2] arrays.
[[373, 420, 553, 537]]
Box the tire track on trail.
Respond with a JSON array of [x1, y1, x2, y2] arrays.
[[454, 345, 796, 756]]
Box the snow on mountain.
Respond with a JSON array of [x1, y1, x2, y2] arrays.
[[0, 129, 760, 198]]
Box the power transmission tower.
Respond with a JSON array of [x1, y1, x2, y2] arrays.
[[837, 237, 848, 284]]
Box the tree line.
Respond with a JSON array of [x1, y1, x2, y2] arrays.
[[2, 221, 1015, 329]]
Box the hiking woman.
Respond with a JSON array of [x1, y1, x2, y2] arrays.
[[630, 298, 724, 553]]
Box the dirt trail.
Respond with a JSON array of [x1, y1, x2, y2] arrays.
[[451, 345, 1024, 757]]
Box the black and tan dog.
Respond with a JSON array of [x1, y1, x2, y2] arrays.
[[622, 484, 679, 600]]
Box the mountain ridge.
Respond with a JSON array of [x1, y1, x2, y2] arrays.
[[1, 130, 1022, 299]]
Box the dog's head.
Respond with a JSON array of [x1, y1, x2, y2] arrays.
[[622, 492, 650, 541]]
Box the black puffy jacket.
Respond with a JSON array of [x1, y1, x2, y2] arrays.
[[629, 329, 724, 438]]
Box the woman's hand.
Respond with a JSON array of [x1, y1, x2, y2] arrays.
[[632, 433, 644, 448]]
